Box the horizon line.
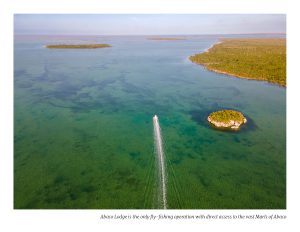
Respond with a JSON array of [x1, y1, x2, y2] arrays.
[[14, 32, 286, 36]]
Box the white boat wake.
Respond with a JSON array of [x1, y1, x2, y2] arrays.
[[153, 115, 167, 209]]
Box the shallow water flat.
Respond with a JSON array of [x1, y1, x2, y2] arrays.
[[14, 35, 286, 209]]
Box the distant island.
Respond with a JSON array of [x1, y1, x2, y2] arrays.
[[46, 44, 111, 49], [147, 37, 186, 41], [189, 38, 286, 87], [208, 110, 247, 130]]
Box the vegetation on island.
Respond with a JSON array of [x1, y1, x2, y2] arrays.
[[147, 37, 186, 41], [190, 38, 286, 86], [208, 110, 246, 123], [208, 110, 247, 130], [46, 44, 111, 49]]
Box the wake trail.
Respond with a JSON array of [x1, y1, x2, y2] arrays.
[[153, 115, 167, 209]]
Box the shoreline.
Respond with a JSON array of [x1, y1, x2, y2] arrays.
[[203, 41, 222, 53], [189, 39, 286, 87], [198, 62, 285, 88]]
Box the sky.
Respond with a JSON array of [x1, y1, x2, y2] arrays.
[[14, 14, 286, 35]]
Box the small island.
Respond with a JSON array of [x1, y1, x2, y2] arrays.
[[46, 44, 111, 49], [189, 38, 286, 87], [147, 37, 186, 41], [207, 110, 247, 130]]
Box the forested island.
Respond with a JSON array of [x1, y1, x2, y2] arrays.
[[46, 44, 111, 49], [190, 38, 286, 87], [207, 110, 247, 130]]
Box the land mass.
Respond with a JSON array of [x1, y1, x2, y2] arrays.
[[46, 44, 111, 49], [147, 37, 186, 41], [189, 38, 286, 87], [208, 110, 247, 130]]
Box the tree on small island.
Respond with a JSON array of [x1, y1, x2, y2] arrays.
[[207, 110, 247, 130], [46, 44, 111, 49]]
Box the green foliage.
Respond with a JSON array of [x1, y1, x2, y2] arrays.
[[46, 44, 111, 49], [208, 110, 246, 123], [190, 39, 286, 86]]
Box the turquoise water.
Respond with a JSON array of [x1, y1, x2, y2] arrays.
[[14, 35, 286, 209]]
